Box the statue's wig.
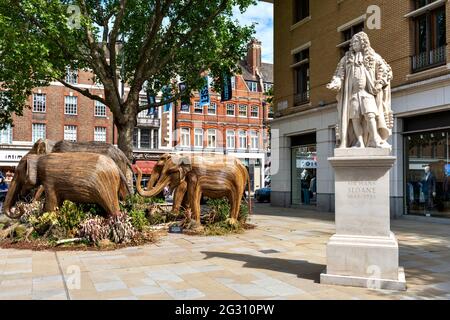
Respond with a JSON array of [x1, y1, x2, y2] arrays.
[[349, 31, 377, 69]]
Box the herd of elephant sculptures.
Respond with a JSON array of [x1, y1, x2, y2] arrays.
[[2, 139, 251, 225]]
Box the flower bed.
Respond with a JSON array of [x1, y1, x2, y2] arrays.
[[0, 196, 253, 250]]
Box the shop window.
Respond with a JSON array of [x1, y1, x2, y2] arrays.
[[291, 144, 317, 206], [405, 130, 450, 218]]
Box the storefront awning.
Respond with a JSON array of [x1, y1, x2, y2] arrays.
[[132, 160, 157, 175]]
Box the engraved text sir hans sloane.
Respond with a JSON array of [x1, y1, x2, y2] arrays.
[[347, 181, 376, 200]]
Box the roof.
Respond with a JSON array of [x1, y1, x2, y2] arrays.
[[238, 61, 273, 84]]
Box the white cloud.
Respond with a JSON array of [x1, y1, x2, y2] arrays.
[[232, 2, 273, 64]]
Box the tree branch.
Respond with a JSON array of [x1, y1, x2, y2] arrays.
[[57, 79, 106, 105]]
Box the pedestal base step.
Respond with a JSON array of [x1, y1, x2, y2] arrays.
[[320, 267, 406, 291]]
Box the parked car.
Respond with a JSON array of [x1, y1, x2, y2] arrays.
[[254, 187, 271, 203]]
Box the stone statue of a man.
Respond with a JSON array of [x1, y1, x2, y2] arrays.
[[327, 32, 394, 149]]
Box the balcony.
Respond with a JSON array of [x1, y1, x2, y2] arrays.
[[137, 110, 160, 127], [294, 91, 310, 106], [412, 46, 446, 73]]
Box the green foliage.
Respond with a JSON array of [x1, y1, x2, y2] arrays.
[[121, 194, 164, 212], [128, 209, 148, 232], [206, 198, 231, 223], [0, 0, 256, 133], [58, 200, 87, 232], [239, 203, 249, 223], [28, 211, 59, 235]]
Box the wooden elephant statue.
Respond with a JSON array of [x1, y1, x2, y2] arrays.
[[28, 139, 133, 201], [3, 152, 128, 218], [136, 154, 251, 224]]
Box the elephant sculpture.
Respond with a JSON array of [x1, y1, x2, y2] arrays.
[[136, 154, 251, 224], [27, 139, 133, 200], [3, 152, 128, 218]]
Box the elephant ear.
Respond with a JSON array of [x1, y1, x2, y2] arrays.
[[179, 157, 192, 180], [26, 155, 40, 186]]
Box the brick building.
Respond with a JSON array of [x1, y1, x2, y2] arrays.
[[271, 0, 450, 219], [0, 69, 164, 170], [174, 39, 274, 191]]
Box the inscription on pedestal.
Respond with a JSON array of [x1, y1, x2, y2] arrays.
[[347, 181, 376, 200]]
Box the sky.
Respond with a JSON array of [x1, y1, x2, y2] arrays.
[[232, 2, 274, 64]]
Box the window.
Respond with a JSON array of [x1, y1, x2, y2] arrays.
[[65, 67, 78, 84], [207, 129, 216, 148], [64, 125, 77, 142], [293, 48, 310, 105], [231, 76, 236, 89], [251, 106, 259, 118], [94, 100, 106, 117], [226, 104, 235, 116], [246, 81, 258, 92], [208, 102, 217, 115], [268, 106, 274, 119], [194, 128, 203, 148], [250, 130, 259, 149], [264, 83, 273, 93], [294, 0, 309, 23], [33, 93, 46, 113], [0, 125, 12, 144], [32, 123, 46, 142], [94, 127, 107, 142], [152, 129, 158, 149], [64, 96, 78, 115], [341, 22, 365, 54], [133, 128, 139, 148], [239, 130, 247, 149], [239, 105, 248, 117], [181, 128, 190, 147], [226, 130, 235, 149], [412, 4, 446, 72], [194, 102, 203, 114], [140, 128, 151, 149]]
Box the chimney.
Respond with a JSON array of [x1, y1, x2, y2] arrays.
[[247, 39, 262, 76]]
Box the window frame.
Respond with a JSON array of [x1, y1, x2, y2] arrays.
[[94, 127, 107, 142], [208, 102, 217, 115], [207, 129, 217, 148], [32, 93, 46, 113], [180, 127, 191, 147], [32, 123, 46, 143], [194, 101, 203, 114], [194, 128, 204, 148], [226, 130, 235, 149], [64, 96, 78, 115], [94, 100, 107, 117], [293, 0, 310, 24], [238, 130, 247, 150], [226, 103, 236, 116], [238, 104, 248, 117], [250, 105, 259, 118], [64, 125, 77, 142]]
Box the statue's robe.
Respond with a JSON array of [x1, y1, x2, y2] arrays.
[[333, 51, 393, 148]]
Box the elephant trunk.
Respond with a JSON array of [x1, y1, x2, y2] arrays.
[[2, 179, 23, 219], [136, 166, 170, 198]]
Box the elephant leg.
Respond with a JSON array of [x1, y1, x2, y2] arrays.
[[173, 181, 187, 213], [187, 180, 201, 223], [33, 185, 45, 202], [44, 186, 58, 212], [227, 192, 239, 225]]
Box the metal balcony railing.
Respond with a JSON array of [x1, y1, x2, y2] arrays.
[[412, 46, 446, 72], [294, 90, 310, 106]]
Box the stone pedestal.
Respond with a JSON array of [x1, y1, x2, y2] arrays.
[[320, 148, 406, 291]]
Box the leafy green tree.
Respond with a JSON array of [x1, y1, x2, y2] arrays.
[[0, 0, 255, 158]]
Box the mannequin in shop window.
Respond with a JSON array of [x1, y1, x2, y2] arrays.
[[422, 165, 436, 212], [301, 169, 311, 205]]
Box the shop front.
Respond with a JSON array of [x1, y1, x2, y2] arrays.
[[403, 111, 450, 219], [290, 132, 317, 207]]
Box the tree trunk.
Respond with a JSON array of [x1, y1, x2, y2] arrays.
[[117, 118, 135, 161]]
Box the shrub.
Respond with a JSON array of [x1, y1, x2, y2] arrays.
[[206, 198, 230, 224], [58, 201, 87, 232], [128, 209, 148, 231], [78, 216, 109, 243], [239, 203, 249, 223], [28, 211, 59, 235], [109, 212, 136, 244]]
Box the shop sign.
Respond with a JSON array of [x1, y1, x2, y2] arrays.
[[0, 150, 28, 162], [297, 159, 317, 169]]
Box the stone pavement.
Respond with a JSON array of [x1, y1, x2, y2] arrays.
[[1, 204, 450, 300]]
